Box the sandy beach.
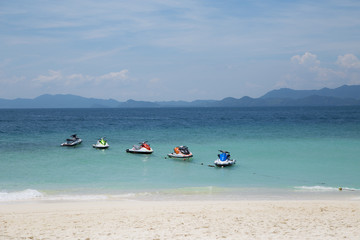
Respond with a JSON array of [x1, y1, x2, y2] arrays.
[[1, 200, 359, 240]]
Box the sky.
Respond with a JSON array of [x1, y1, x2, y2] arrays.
[[1, 0, 360, 101]]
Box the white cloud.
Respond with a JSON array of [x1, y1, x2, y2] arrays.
[[31, 69, 130, 88], [34, 70, 62, 83], [336, 54, 360, 69], [291, 52, 320, 66], [98, 70, 128, 81], [68, 73, 85, 80], [33, 70, 129, 83], [282, 52, 349, 90], [290, 52, 346, 81], [0, 69, 133, 99]]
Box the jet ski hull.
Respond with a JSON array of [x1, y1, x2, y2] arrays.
[[167, 153, 193, 158], [214, 159, 236, 167], [93, 143, 109, 149], [61, 139, 82, 147], [126, 148, 153, 154]]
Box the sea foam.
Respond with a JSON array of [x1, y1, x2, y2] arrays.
[[294, 186, 358, 192], [0, 189, 44, 201], [0, 189, 144, 202]]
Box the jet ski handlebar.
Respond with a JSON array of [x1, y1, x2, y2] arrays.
[[218, 150, 230, 154]]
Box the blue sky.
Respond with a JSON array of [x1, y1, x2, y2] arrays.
[[1, 0, 360, 101]]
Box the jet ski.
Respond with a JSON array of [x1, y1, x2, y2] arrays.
[[126, 141, 153, 154], [214, 150, 236, 167], [167, 146, 193, 158], [61, 134, 82, 147], [93, 137, 109, 149]]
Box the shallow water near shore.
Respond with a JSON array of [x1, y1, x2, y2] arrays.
[[1, 107, 360, 201]]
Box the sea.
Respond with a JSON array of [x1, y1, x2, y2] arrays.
[[1, 107, 360, 201]]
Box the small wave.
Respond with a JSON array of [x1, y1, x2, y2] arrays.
[[294, 186, 358, 192], [49, 192, 154, 201], [0, 189, 44, 201], [160, 186, 227, 195], [0, 189, 149, 202], [45, 194, 109, 201], [112, 192, 152, 198]]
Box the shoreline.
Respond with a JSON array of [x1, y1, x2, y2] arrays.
[[1, 186, 360, 203], [1, 200, 359, 239]]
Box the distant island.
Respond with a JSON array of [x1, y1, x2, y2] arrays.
[[1, 85, 360, 108]]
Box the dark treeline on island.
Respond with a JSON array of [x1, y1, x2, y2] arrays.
[[1, 85, 360, 108]]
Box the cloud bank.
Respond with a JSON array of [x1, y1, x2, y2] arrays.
[[278, 52, 360, 90], [1, 0, 360, 100]]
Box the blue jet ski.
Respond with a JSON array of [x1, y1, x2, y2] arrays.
[[214, 150, 236, 167]]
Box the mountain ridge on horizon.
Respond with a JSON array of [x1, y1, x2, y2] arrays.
[[1, 84, 360, 108]]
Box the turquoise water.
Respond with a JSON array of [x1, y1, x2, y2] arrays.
[[0, 107, 359, 201]]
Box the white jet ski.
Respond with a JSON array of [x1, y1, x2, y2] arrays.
[[61, 134, 82, 147], [126, 141, 153, 154], [214, 150, 236, 167], [93, 137, 109, 149], [167, 146, 193, 159]]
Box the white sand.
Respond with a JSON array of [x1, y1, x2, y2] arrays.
[[1, 200, 359, 239]]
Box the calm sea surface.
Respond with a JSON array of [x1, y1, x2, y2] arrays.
[[1, 107, 359, 201]]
